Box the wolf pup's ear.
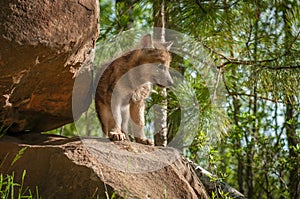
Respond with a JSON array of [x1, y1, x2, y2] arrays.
[[162, 41, 173, 51], [139, 34, 154, 49]]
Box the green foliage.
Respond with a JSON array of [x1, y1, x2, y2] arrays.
[[0, 124, 11, 139], [105, 192, 117, 199], [99, 0, 153, 40], [212, 190, 232, 199], [0, 170, 39, 199], [0, 148, 40, 199], [45, 123, 78, 137], [10, 147, 27, 170]]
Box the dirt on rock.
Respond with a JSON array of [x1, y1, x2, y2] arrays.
[[0, 134, 209, 198]]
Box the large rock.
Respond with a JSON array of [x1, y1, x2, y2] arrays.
[[0, 134, 209, 198], [0, 0, 99, 132]]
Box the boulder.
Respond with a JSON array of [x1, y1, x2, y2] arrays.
[[0, 0, 99, 133], [0, 134, 210, 198]]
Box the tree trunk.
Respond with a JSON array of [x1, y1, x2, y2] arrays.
[[233, 93, 245, 194], [285, 96, 300, 199], [153, 0, 168, 146], [282, 2, 300, 198]]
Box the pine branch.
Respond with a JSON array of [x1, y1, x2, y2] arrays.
[[222, 72, 284, 103], [99, 0, 141, 39], [202, 25, 300, 71], [202, 42, 232, 63], [218, 60, 300, 70], [227, 91, 284, 103], [202, 42, 300, 70], [264, 65, 300, 70], [288, 29, 300, 50], [195, 0, 207, 14]]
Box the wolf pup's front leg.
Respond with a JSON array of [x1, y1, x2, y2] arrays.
[[130, 83, 153, 145], [130, 99, 153, 145], [109, 99, 127, 141]]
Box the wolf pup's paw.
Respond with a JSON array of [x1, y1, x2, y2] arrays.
[[109, 128, 127, 141], [134, 137, 154, 145]]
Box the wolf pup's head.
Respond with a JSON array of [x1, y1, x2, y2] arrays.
[[135, 34, 174, 88]]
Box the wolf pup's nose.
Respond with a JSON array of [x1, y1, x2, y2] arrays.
[[167, 79, 174, 87]]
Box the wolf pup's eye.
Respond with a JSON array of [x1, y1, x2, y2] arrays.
[[156, 64, 165, 71]]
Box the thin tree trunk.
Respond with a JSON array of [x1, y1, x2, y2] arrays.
[[245, 3, 260, 197], [282, 2, 300, 197], [285, 96, 300, 199], [232, 94, 244, 194], [153, 0, 168, 146]]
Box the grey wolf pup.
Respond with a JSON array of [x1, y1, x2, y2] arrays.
[[95, 34, 173, 145]]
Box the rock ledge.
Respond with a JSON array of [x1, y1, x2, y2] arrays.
[[0, 134, 209, 198]]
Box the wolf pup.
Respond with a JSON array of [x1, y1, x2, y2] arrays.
[[95, 34, 173, 145]]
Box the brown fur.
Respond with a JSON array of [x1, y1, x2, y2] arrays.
[[95, 34, 173, 145]]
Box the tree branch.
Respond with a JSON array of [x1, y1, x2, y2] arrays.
[[202, 31, 300, 70], [187, 159, 245, 199], [195, 0, 207, 14], [222, 72, 284, 103], [218, 60, 300, 70], [99, 0, 141, 40], [227, 91, 284, 103]]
